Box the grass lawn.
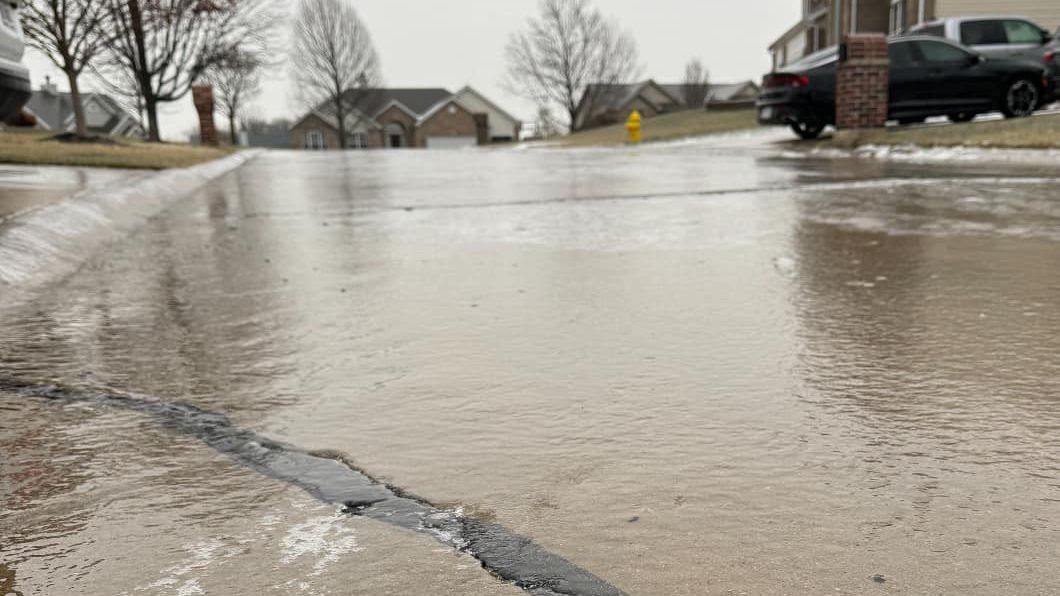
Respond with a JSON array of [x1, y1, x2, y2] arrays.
[[822, 111, 1060, 150], [555, 108, 758, 147], [0, 129, 237, 170]]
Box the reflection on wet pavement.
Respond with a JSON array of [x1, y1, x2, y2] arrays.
[[1, 138, 1059, 595], [0, 164, 142, 219]]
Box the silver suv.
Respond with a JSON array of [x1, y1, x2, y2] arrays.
[[0, 0, 30, 121], [910, 16, 1058, 100]]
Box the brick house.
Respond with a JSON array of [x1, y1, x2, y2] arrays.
[[289, 86, 521, 150], [769, 0, 1060, 70]]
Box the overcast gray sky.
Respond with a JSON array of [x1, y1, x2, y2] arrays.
[[25, 0, 798, 140]]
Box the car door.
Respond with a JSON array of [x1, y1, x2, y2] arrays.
[[888, 40, 933, 118], [915, 40, 995, 113], [1001, 19, 1050, 63], [959, 20, 1009, 60]]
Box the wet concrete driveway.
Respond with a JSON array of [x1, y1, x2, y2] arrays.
[[1, 133, 1059, 595]]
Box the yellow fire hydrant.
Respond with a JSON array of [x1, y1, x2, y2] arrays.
[[626, 110, 642, 144]]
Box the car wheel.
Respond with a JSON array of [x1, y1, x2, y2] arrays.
[[948, 113, 975, 123], [790, 121, 824, 140], [1001, 78, 1039, 118]]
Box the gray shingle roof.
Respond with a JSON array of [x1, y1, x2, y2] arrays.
[[333, 88, 453, 117], [25, 88, 142, 136]]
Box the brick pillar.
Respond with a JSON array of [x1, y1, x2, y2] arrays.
[[836, 34, 889, 130], [191, 84, 218, 146]]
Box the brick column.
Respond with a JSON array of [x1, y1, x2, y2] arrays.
[[836, 34, 889, 130], [191, 84, 219, 146]]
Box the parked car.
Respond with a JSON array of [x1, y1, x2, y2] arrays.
[[0, 0, 30, 122], [756, 37, 1053, 139], [910, 16, 1059, 100]]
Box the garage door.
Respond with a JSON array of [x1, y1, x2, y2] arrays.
[[426, 136, 476, 149]]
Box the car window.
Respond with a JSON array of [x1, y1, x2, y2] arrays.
[[917, 40, 971, 63], [1004, 20, 1043, 44], [918, 25, 945, 38], [888, 42, 919, 67], [960, 20, 1007, 45]]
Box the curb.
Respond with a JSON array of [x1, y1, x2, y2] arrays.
[[0, 150, 261, 301]]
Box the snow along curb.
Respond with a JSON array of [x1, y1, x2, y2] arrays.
[[0, 150, 261, 296]]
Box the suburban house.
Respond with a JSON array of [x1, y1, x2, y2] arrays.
[[289, 86, 521, 150], [666, 81, 762, 110], [574, 80, 681, 130], [24, 78, 143, 138], [771, 0, 1060, 70], [241, 119, 292, 148], [574, 79, 762, 130]]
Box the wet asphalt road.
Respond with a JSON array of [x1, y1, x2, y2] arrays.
[[1, 132, 1059, 595]]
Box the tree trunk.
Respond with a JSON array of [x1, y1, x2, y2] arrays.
[[144, 96, 160, 143], [128, 0, 160, 142], [335, 98, 347, 150], [65, 70, 88, 137], [229, 114, 237, 146]]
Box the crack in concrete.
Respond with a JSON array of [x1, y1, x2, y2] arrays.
[[0, 379, 625, 596]]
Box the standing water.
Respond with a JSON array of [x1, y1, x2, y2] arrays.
[[1, 139, 1059, 595]]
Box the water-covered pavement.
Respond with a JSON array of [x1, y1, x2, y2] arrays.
[[2, 133, 1059, 595], [0, 164, 142, 219]]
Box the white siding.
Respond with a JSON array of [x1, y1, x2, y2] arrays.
[[936, 0, 1060, 30], [453, 88, 519, 140]]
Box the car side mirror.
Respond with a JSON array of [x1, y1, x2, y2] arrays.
[[967, 53, 984, 67]]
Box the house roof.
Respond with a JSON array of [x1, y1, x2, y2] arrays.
[[708, 81, 760, 102], [578, 80, 681, 118], [658, 81, 760, 106], [338, 88, 453, 118], [453, 86, 520, 125], [25, 87, 142, 135]]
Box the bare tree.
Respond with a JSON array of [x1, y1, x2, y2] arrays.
[[291, 0, 381, 150], [506, 0, 639, 132], [21, 0, 111, 137], [682, 58, 710, 110], [98, 0, 276, 142], [204, 49, 264, 145]]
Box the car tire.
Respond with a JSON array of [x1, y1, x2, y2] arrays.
[[1000, 78, 1040, 119], [790, 121, 824, 140], [948, 113, 975, 123]]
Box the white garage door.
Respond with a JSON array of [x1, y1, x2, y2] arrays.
[[426, 136, 476, 149]]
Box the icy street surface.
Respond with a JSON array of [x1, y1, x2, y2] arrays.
[[2, 133, 1059, 595]]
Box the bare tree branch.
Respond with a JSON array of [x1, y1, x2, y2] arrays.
[[21, 0, 112, 136], [95, 0, 279, 142], [290, 0, 381, 150], [682, 58, 710, 110], [203, 48, 267, 144], [505, 0, 639, 132]]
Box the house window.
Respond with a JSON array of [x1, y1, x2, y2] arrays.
[[305, 129, 326, 150], [890, 0, 905, 34], [810, 26, 825, 52], [350, 132, 368, 149]]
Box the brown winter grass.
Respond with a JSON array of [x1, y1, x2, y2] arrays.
[[556, 108, 758, 147], [821, 111, 1060, 150], [0, 129, 236, 170]]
